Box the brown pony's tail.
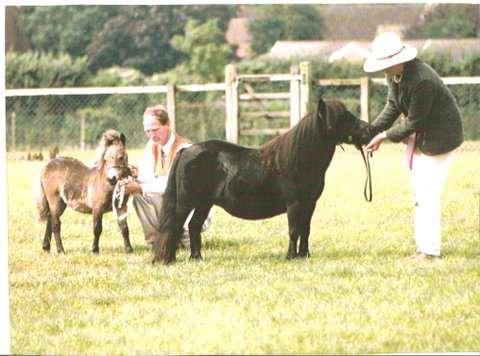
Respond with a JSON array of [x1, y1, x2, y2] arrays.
[[152, 149, 185, 265], [35, 175, 50, 221]]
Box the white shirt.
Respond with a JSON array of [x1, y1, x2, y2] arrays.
[[137, 132, 191, 194]]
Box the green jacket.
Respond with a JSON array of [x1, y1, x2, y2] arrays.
[[372, 59, 464, 155]]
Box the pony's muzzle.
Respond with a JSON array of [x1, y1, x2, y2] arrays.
[[107, 167, 122, 184]]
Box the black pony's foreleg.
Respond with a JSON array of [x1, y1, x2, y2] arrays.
[[287, 200, 316, 259], [298, 202, 316, 258], [286, 202, 301, 259], [188, 205, 212, 260]]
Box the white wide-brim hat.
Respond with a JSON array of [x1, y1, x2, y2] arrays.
[[363, 32, 418, 73]]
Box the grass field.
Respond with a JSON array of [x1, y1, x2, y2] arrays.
[[7, 144, 480, 354]]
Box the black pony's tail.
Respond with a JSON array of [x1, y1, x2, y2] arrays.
[[152, 148, 185, 265]]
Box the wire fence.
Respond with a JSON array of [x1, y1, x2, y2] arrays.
[[5, 78, 480, 157]]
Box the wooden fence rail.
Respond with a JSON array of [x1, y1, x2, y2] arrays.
[[5, 62, 480, 148]]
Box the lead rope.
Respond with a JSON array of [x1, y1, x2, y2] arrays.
[[112, 181, 128, 221], [360, 148, 373, 202]]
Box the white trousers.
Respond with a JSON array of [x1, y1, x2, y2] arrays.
[[133, 193, 212, 243], [411, 150, 454, 256]]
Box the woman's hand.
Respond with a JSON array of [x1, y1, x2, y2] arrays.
[[365, 131, 387, 152]]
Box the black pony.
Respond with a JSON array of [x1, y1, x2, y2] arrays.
[[153, 98, 374, 264]]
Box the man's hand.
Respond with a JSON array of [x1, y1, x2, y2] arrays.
[[119, 177, 142, 195], [128, 165, 139, 178], [365, 131, 387, 153]]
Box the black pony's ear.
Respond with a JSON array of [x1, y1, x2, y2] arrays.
[[317, 97, 327, 120], [120, 132, 126, 145], [318, 97, 335, 134]]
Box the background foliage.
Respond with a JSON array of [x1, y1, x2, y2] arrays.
[[247, 4, 326, 55], [406, 4, 480, 39]]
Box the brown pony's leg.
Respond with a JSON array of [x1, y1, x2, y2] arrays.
[[42, 219, 52, 252], [92, 212, 103, 254], [117, 218, 133, 253], [187, 205, 212, 260], [48, 199, 66, 254]]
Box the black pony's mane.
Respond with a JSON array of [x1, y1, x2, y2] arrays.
[[258, 99, 336, 175]]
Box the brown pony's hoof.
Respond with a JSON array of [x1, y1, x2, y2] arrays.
[[125, 246, 134, 254], [152, 255, 176, 265]]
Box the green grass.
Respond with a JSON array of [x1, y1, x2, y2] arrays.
[[7, 144, 480, 354]]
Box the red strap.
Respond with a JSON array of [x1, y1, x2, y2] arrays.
[[405, 132, 416, 170]]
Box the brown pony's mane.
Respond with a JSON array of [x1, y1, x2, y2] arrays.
[[258, 100, 332, 176]]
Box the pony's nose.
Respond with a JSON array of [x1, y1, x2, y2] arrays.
[[107, 167, 119, 182]]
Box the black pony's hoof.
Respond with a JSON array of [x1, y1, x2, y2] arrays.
[[91, 247, 99, 254], [189, 254, 203, 261], [298, 251, 310, 258], [286, 252, 298, 260], [42, 246, 51, 253]]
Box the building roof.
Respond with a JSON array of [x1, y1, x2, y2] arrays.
[[267, 38, 480, 62], [319, 4, 426, 40]]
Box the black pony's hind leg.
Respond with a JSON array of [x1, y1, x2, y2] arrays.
[[153, 207, 191, 265], [42, 219, 52, 252], [188, 205, 212, 260]]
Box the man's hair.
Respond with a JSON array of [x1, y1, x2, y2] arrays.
[[143, 104, 169, 125]]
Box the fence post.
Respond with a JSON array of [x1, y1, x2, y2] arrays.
[[10, 112, 16, 152], [225, 64, 239, 143], [360, 77, 371, 122], [166, 84, 176, 132], [300, 61, 313, 118], [80, 115, 85, 151], [290, 65, 301, 127]]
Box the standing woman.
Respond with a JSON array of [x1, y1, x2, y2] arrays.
[[364, 32, 463, 259]]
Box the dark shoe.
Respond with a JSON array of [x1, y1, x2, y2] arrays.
[[410, 251, 442, 260]]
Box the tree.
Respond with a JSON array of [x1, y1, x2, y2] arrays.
[[248, 5, 326, 55], [169, 19, 232, 82], [17, 5, 238, 75], [406, 4, 480, 39], [87, 5, 237, 75], [17, 6, 118, 58]]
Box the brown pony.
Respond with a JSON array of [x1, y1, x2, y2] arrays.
[[36, 129, 133, 254]]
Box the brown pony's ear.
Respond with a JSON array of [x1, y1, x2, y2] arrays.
[[120, 132, 126, 146], [93, 145, 106, 170]]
